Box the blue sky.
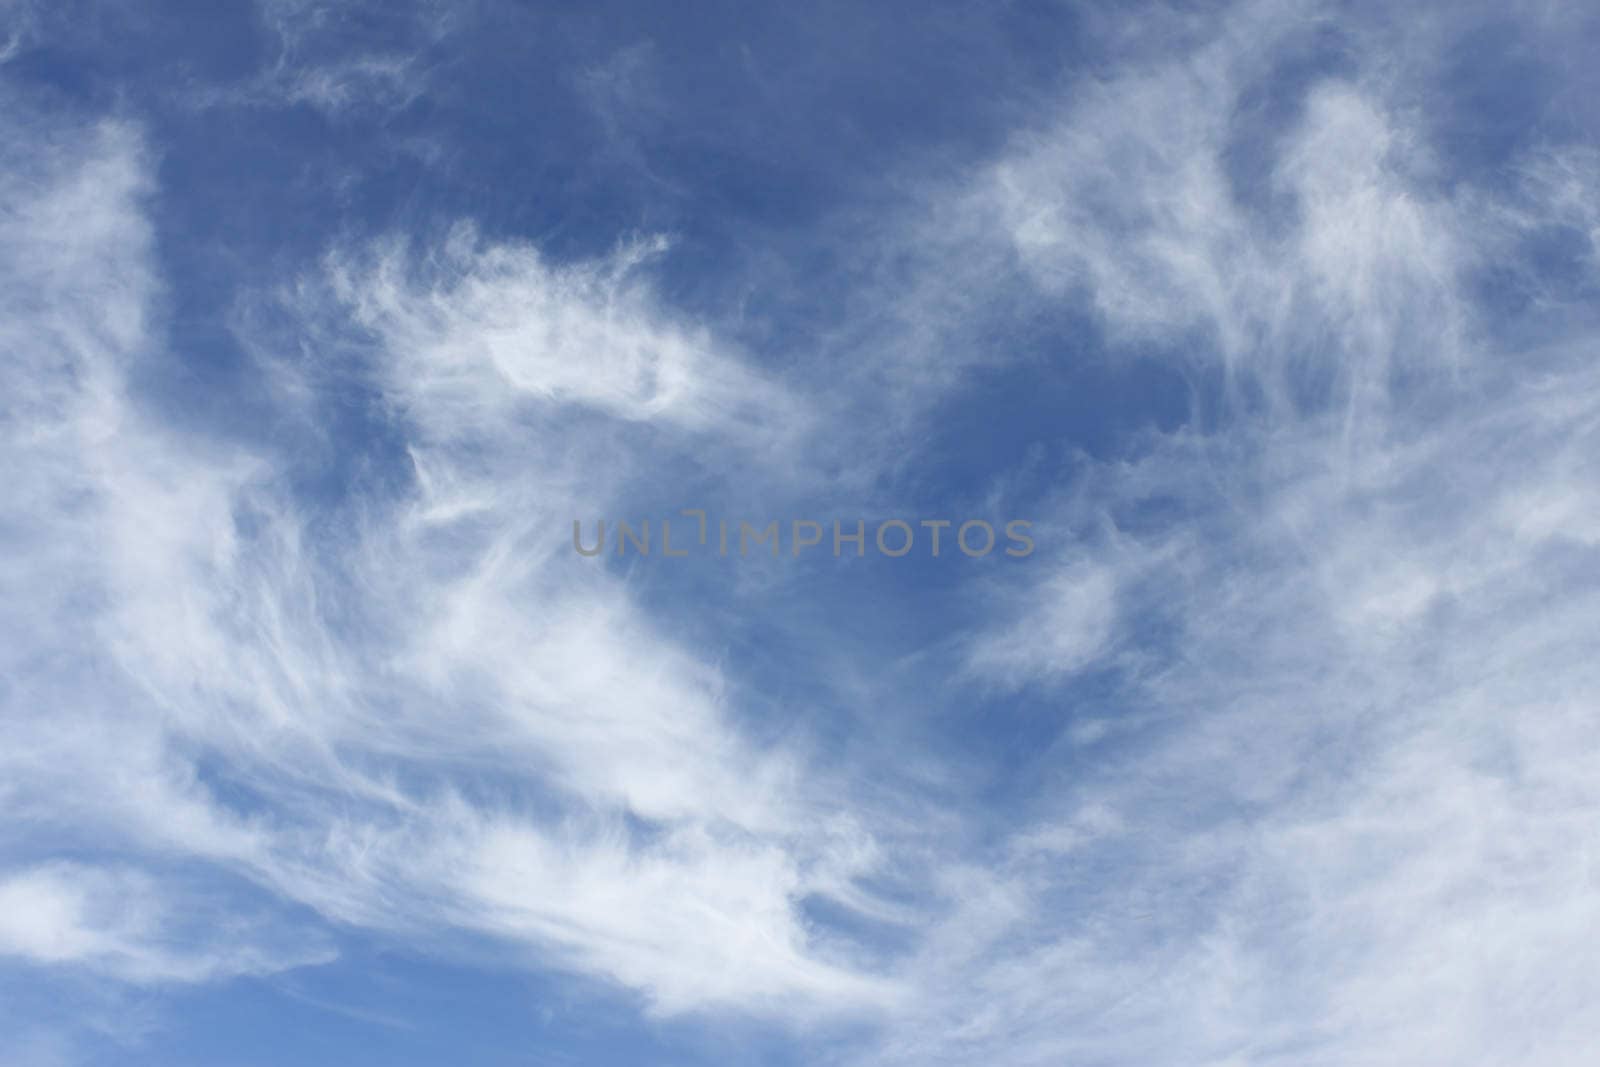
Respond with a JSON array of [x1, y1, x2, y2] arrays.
[[3, 2, 1600, 1064]]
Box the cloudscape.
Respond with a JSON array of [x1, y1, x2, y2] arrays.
[[3, 2, 1599, 1064]]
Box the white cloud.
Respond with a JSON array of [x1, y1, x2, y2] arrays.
[[891, 2, 1600, 1064], [965, 559, 1121, 687], [6, 2, 1600, 1062], [0, 102, 888, 1022], [326, 225, 804, 440], [0, 864, 331, 983], [167, 0, 464, 120]]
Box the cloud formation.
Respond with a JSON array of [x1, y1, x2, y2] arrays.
[[3, 1, 1600, 1064], [0, 102, 888, 1025]]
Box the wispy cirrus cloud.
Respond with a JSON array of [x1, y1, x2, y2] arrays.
[[0, 863, 332, 983], [0, 100, 891, 1026], [4, 1, 1600, 1063], [903, 4, 1600, 1064]]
